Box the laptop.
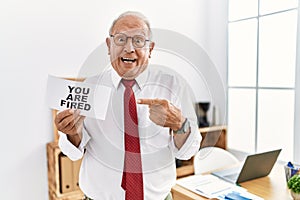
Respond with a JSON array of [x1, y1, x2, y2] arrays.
[[212, 149, 281, 184]]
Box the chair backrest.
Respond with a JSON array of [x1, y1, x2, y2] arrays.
[[193, 147, 239, 175]]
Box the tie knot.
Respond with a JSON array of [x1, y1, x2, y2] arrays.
[[122, 79, 136, 88]]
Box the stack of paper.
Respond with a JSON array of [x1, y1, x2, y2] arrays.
[[176, 174, 264, 200]]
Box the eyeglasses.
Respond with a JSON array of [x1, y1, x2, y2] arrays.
[[110, 33, 150, 48]]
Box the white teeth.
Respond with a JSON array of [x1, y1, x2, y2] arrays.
[[121, 57, 136, 63]]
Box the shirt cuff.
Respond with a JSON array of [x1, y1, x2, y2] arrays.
[[58, 131, 85, 161], [171, 126, 201, 160]]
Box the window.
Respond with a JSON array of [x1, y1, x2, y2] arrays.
[[227, 0, 299, 161]]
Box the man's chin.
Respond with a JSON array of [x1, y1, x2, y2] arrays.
[[122, 72, 139, 80], [122, 67, 144, 80]]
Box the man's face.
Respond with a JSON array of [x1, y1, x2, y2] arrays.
[[106, 15, 155, 80]]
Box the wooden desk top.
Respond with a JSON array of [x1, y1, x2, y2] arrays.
[[172, 164, 292, 200]]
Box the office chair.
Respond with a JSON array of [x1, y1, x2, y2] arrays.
[[193, 147, 239, 175]]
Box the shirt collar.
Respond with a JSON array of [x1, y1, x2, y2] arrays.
[[110, 65, 149, 90]]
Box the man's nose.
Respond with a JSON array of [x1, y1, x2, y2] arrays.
[[124, 38, 135, 53]]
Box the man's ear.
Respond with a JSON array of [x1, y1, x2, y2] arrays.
[[148, 42, 155, 58], [106, 37, 111, 55]]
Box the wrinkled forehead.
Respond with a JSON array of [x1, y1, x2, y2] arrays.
[[113, 29, 149, 37], [110, 16, 150, 37]]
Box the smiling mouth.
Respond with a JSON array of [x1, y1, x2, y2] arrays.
[[121, 57, 137, 63]]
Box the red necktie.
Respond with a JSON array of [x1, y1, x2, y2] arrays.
[[121, 79, 144, 200]]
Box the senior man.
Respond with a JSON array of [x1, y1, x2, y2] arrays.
[[55, 11, 201, 200]]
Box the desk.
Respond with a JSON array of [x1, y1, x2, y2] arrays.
[[172, 164, 291, 200]]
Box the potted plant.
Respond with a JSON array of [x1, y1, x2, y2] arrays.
[[288, 174, 300, 200]]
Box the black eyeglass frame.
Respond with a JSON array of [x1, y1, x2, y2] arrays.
[[110, 33, 150, 48]]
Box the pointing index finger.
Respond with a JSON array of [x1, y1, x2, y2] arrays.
[[137, 98, 153, 105]]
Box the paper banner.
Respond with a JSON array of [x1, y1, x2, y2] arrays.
[[46, 75, 111, 120]]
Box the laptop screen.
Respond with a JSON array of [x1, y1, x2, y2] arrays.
[[212, 149, 281, 183]]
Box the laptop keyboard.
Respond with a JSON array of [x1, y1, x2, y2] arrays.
[[225, 173, 239, 180]]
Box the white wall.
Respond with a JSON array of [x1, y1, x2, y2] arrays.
[[0, 0, 227, 199]]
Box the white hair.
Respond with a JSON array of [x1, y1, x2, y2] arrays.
[[109, 11, 152, 38]]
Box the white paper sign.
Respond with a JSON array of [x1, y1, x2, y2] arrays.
[[46, 75, 111, 120]]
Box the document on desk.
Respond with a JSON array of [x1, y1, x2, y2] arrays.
[[176, 174, 264, 200]]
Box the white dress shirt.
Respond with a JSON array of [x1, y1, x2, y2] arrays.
[[59, 66, 201, 200]]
